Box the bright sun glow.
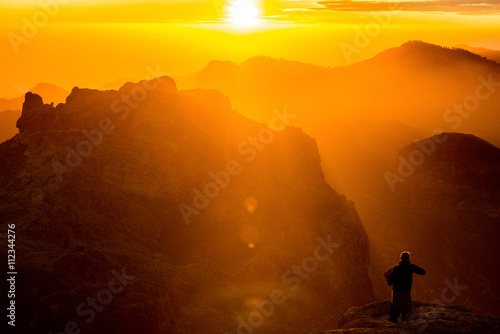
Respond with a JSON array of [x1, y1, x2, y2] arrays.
[[225, 0, 261, 26]]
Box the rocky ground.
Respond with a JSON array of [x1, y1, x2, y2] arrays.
[[311, 300, 500, 334]]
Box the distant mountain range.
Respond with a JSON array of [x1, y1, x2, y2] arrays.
[[0, 82, 68, 111], [3, 41, 499, 146], [456, 44, 500, 64], [179, 41, 500, 147]]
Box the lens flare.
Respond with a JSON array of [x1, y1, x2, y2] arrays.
[[244, 196, 258, 213]]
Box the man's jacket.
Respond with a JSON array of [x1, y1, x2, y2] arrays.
[[384, 261, 426, 293]]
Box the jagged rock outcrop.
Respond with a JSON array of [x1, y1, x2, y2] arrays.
[[311, 300, 500, 334], [0, 77, 374, 334], [16, 92, 56, 133]]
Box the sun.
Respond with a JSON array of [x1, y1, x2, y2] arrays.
[[225, 0, 262, 26]]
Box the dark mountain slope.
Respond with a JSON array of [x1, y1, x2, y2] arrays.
[[0, 77, 374, 333]]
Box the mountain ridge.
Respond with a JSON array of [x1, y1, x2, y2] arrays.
[[455, 44, 500, 64]]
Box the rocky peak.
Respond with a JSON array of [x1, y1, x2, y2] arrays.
[[397, 133, 500, 192], [118, 75, 178, 95], [16, 92, 56, 133], [23, 91, 43, 111], [401, 133, 500, 166], [391, 133, 500, 211]]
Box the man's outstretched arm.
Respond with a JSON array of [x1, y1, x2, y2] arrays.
[[412, 264, 426, 275]]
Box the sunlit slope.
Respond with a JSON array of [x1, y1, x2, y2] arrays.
[[0, 77, 374, 334]]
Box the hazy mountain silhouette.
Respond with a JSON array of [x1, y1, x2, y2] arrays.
[[0, 83, 69, 112], [179, 40, 500, 214], [30, 83, 70, 105], [180, 40, 500, 145], [0, 78, 374, 334], [100, 77, 136, 90], [179, 39, 500, 208], [456, 44, 500, 64], [0, 96, 23, 112]]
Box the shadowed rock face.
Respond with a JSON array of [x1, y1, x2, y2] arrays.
[[311, 300, 500, 334], [395, 133, 500, 209], [0, 77, 374, 334]]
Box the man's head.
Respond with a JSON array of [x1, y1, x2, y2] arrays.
[[400, 251, 410, 261]]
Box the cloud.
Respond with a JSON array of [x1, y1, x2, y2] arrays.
[[312, 0, 500, 14]]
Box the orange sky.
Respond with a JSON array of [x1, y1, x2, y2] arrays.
[[1, 0, 499, 97]]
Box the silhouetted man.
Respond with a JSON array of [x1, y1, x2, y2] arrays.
[[384, 251, 425, 323]]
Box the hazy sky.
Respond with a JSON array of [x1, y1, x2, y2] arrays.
[[1, 0, 499, 96], [2, 0, 500, 15], [1, 0, 500, 22]]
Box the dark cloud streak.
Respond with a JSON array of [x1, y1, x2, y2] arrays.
[[314, 0, 500, 14]]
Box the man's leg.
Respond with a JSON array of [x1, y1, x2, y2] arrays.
[[402, 313, 407, 322], [389, 303, 399, 323]]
